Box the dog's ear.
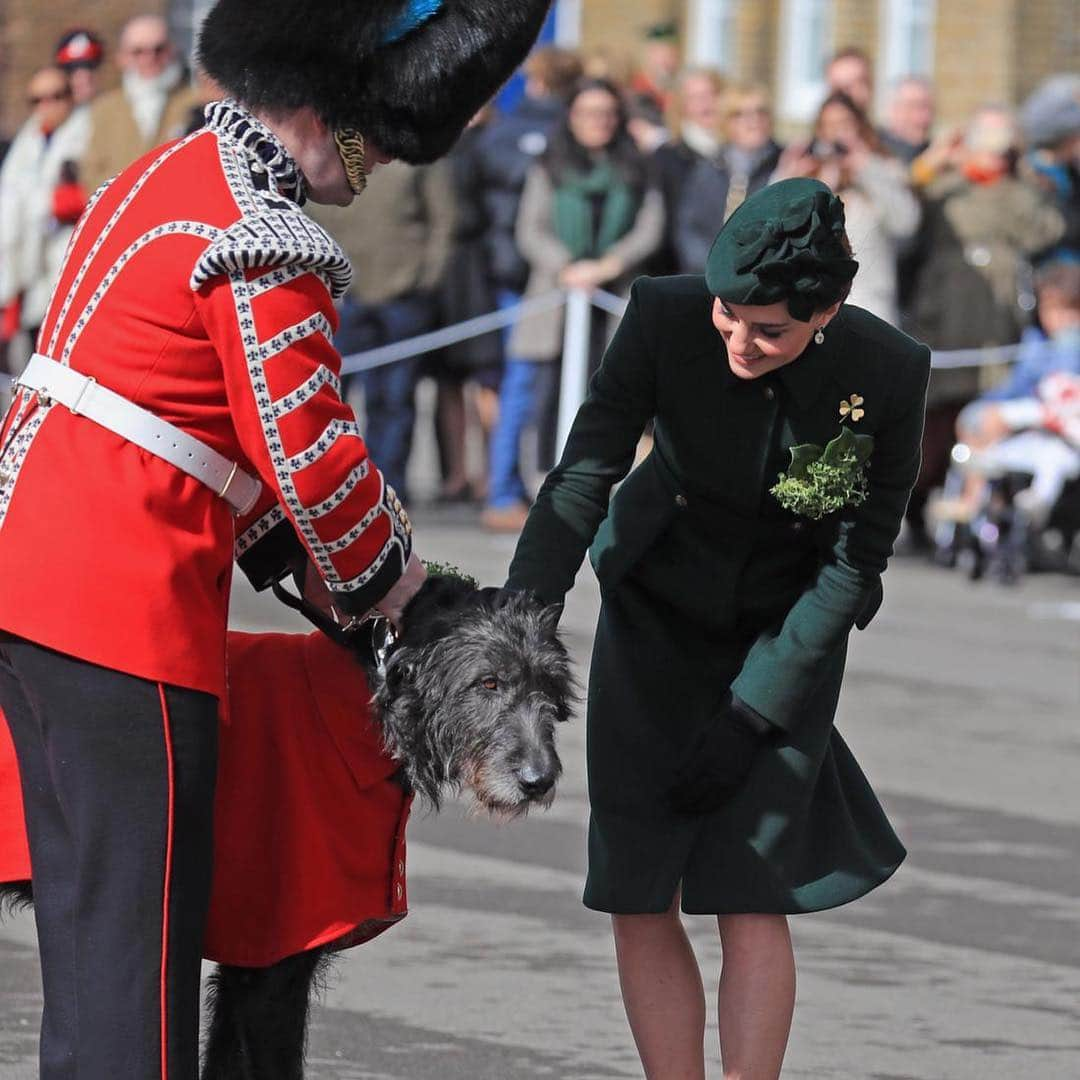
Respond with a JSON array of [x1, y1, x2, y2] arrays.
[[381, 649, 412, 695], [401, 575, 476, 638]]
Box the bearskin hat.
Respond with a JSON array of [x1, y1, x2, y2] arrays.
[[198, 0, 551, 163]]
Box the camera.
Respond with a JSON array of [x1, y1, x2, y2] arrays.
[[809, 138, 849, 160]]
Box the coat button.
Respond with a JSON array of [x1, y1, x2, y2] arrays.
[[397, 860, 405, 876], [791, 520, 804, 532], [763, 385, 776, 401], [395, 883, 403, 900], [675, 494, 687, 508]]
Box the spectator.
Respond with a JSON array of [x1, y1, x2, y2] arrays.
[[651, 67, 726, 275], [308, 160, 457, 506], [881, 75, 935, 163], [826, 46, 874, 115], [674, 82, 783, 273], [771, 91, 919, 326], [483, 77, 664, 531], [630, 21, 682, 113], [54, 28, 105, 107], [81, 14, 199, 191], [626, 91, 670, 157], [0, 66, 90, 358], [475, 47, 582, 304], [1021, 74, 1080, 262], [434, 106, 504, 504], [905, 104, 1066, 545], [944, 260, 1080, 526]]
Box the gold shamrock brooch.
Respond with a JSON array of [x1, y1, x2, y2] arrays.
[[839, 394, 865, 422]]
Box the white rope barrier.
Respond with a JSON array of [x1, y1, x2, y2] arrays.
[[338, 289, 566, 374], [0, 298, 1038, 404]]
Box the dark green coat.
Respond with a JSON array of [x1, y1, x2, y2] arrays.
[[507, 275, 931, 915]]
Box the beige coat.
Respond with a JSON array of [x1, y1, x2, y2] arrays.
[[838, 155, 921, 327], [81, 83, 200, 192], [307, 159, 457, 306], [510, 165, 665, 361]]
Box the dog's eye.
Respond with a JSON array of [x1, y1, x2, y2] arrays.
[[480, 676, 498, 691]]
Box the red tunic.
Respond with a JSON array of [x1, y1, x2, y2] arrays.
[[0, 629, 412, 968], [0, 102, 411, 698]]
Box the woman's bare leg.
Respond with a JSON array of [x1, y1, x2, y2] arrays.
[[716, 914, 795, 1080], [612, 895, 707, 1080]]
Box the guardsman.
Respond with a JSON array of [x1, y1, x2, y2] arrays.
[[0, 2, 549, 1075]]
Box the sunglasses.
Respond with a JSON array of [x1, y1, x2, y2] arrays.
[[29, 90, 71, 105], [730, 106, 769, 119], [128, 42, 169, 57]]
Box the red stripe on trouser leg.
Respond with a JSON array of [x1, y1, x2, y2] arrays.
[[158, 684, 175, 1080]]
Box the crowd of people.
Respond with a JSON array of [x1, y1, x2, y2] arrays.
[[1, 18, 1077, 549]]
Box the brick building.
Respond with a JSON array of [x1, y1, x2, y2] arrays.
[[574, 0, 1079, 131], [2, 1, 1077, 139], [0, 0, 207, 139]]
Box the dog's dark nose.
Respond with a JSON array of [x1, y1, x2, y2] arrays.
[[515, 765, 555, 799]]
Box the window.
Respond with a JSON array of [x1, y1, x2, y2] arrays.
[[687, 0, 739, 73], [554, 0, 583, 47], [168, 0, 215, 64], [778, 0, 834, 122], [879, 0, 936, 88]]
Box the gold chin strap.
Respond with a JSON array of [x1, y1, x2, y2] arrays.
[[333, 127, 367, 195]]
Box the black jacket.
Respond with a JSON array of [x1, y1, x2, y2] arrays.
[[473, 95, 565, 292], [674, 141, 783, 274]]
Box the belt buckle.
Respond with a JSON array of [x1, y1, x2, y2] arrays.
[[68, 375, 96, 416]]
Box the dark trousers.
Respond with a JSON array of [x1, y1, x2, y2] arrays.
[[336, 293, 435, 503], [0, 634, 218, 1079]]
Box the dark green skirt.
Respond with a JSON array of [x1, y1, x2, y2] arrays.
[[582, 571, 906, 915]]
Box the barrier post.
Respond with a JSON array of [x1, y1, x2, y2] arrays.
[[556, 288, 592, 459]]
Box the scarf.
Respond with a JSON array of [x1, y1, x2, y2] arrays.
[[552, 159, 637, 261], [681, 121, 720, 161], [123, 60, 183, 142]]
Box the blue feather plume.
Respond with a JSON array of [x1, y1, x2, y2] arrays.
[[382, 0, 444, 44]]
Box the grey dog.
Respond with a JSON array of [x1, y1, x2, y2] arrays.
[[200, 574, 573, 1078]]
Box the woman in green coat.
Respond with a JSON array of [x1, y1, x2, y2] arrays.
[[506, 177, 930, 1078]]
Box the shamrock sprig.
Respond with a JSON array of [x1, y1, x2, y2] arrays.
[[770, 425, 875, 520], [422, 560, 480, 589]]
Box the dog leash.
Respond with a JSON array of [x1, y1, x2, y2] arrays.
[[270, 578, 397, 673]]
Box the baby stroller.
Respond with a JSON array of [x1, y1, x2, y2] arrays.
[[933, 440, 1080, 583]]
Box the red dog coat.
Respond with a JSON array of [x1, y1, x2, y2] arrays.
[[0, 630, 412, 968]]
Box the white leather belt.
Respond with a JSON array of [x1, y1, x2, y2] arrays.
[[17, 352, 261, 515]]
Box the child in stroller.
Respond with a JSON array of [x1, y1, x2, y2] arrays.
[[933, 261, 1080, 581]]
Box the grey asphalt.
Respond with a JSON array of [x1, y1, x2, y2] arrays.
[[2, 503, 1078, 1079]]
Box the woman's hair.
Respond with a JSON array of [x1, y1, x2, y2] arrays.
[[828, 229, 857, 309], [1035, 260, 1080, 309], [724, 81, 771, 114], [814, 90, 885, 155], [523, 46, 584, 101], [543, 77, 649, 190]]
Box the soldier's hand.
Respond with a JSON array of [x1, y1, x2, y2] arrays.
[[376, 552, 427, 631]]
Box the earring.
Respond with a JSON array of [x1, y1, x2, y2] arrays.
[[814, 326, 825, 345], [333, 127, 367, 195]]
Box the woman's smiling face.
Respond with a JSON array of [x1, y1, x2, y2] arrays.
[[711, 297, 838, 380]]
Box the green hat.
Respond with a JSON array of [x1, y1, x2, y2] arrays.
[[705, 178, 858, 321], [644, 20, 678, 41]]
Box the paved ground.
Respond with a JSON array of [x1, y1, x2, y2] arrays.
[[2, 503, 1078, 1079]]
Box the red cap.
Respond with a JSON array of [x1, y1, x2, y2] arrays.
[[55, 29, 105, 70]]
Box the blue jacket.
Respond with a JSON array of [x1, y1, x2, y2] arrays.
[[980, 326, 1080, 402]]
